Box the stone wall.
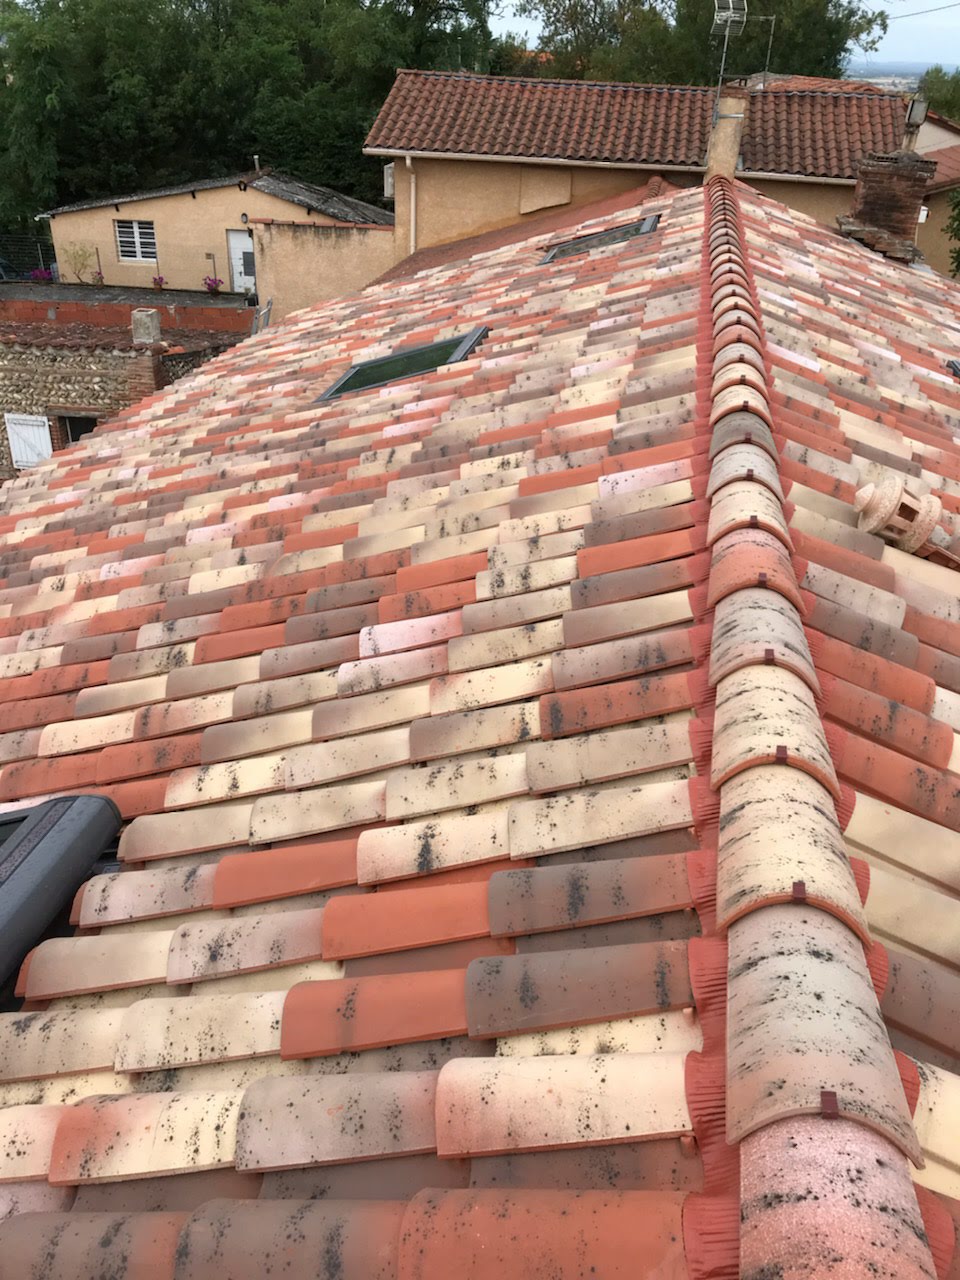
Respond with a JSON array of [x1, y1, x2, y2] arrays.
[[0, 342, 161, 476]]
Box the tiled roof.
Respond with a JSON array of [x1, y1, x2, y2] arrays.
[[0, 177, 957, 1277], [0, 323, 232, 351], [364, 69, 910, 179], [755, 73, 889, 93], [40, 172, 393, 226], [928, 142, 960, 192]]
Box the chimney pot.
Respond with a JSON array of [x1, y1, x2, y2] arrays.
[[131, 308, 161, 346]]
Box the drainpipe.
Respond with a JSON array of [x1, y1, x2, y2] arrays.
[[405, 155, 417, 255]]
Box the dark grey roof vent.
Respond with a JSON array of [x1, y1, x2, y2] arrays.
[[0, 795, 121, 985]]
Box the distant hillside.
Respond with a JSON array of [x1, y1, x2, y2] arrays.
[[848, 59, 958, 75]]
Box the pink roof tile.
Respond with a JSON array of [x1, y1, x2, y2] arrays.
[[0, 170, 957, 1278]]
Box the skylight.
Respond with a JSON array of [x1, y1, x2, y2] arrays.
[[319, 326, 489, 401], [541, 214, 661, 264]]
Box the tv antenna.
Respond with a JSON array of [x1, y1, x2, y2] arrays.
[[712, 0, 777, 121], [712, 0, 747, 121]]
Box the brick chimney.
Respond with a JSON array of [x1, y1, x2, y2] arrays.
[[838, 150, 936, 263], [705, 86, 748, 180]]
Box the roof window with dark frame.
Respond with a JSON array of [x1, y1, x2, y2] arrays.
[[318, 326, 488, 401], [541, 214, 661, 263]]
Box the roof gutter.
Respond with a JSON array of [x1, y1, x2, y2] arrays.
[[365, 146, 707, 174], [365, 146, 859, 185]]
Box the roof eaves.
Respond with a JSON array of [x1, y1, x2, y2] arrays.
[[363, 145, 708, 172], [37, 175, 250, 218]]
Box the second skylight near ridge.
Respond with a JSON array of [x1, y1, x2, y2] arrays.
[[318, 326, 489, 401], [541, 214, 661, 264]]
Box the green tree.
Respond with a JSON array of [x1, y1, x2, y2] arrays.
[[516, 0, 886, 84], [920, 65, 960, 122], [947, 187, 960, 276], [0, 0, 500, 226]]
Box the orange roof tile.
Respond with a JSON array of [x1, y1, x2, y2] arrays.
[[366, 69, 910, 179], [0, 171, 957, 1279], [927, 141, 960, 193]]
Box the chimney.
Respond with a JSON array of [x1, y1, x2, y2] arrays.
[[131, 308, 161, 346], [837, 150, 936, 263], [705, 86, 748, 180]]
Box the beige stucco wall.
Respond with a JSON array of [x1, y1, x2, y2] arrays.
[[918, 190, 957, 277], [389, 156, 865, 256], [392, 158, 670, 252], [48, 185, 338, 291], [252, 222, 400, 320], [918, 120, 960, 154], [745, 177, 855, 227]]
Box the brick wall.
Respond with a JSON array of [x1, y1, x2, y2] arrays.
[[0, 296, 253, 336], [851, 152, 937, 240]]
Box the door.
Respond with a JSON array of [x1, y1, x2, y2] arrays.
[[228, 229, 256, 293], [5, 413, 52, 468]]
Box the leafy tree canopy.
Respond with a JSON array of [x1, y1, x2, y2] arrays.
[[920, 65, 960, 123], [0, 0, 889, 228], [517, 0, 887, 84], [0, 0, 497, 225]]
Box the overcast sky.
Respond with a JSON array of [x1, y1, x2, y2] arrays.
[[867, 3, 960, 66], [491, 4, 959, 73]]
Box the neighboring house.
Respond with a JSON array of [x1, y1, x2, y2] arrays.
[[38, 171, 393, 299], [1, 117, 960, 1277], [0, 284, 244, 475], [364, 69, 960, 273], [924, 142, 960, 272]]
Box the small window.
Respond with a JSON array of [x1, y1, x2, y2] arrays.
[[541, 215, 661, 264], [319, 326, 488, 402], [948, 359, 960, 380], [62, 415, 97, 444], [115, 219, 157, 262]]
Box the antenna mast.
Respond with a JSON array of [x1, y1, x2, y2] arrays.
[[712, 0, 748, 122]]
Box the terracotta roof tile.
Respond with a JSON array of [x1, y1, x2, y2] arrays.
[[365, 70, 908, 180], [0, 171, 958, 1278]]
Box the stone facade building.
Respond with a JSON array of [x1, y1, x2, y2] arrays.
[[0, 288, 243, 475]]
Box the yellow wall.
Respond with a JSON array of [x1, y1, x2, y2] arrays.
[[918, 190, 957, 277], [389, 156, 862, 254], [49, 184, 338, 291], [252, 222, 400, 320], [391, 157, 957, 279], [746, 177, 855, 227], [392, 158, 675, 251]]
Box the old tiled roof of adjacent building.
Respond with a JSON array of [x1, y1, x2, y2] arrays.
[[0, 174, 958, 1278], [0, 323, 234, 352], [753, 73, 889, 93], [929, 142, 960, 193], [364, 68, 914, 178], [40, 171, 394, 226]]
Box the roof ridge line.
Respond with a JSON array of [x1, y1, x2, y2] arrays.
[[699, 174, 935, 1280]]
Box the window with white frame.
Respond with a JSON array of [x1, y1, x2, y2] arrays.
[[115, 219, 157, 262]]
